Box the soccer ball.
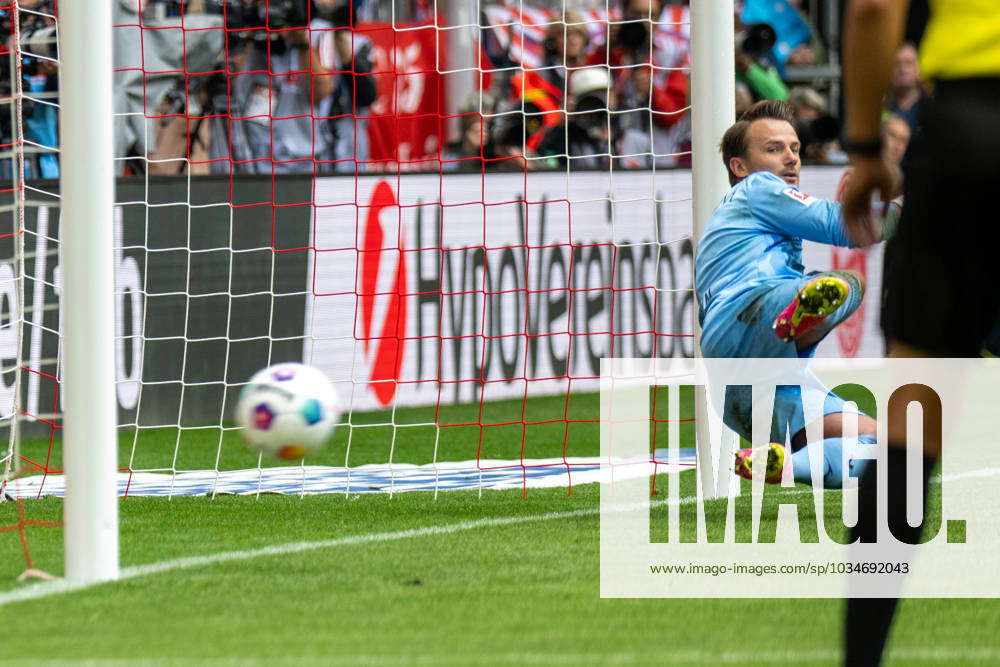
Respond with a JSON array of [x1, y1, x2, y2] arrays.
[[235, 362, 341, 460]]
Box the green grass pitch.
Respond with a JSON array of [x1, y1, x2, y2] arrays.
[[1, 390, 998, 665]]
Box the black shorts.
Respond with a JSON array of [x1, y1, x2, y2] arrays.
[[882, 78, 1000, 356]]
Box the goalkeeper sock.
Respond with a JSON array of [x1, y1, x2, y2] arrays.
[[790, 434, 876, 488], [844, 446, 937, 666]]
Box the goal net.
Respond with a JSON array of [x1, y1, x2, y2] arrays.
[[0, 0, 701, 513]]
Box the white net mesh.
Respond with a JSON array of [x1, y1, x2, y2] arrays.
[[0, 0, 695, 501]]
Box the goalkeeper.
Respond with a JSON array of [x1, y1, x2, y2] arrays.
[[696, 100, 900, 488]]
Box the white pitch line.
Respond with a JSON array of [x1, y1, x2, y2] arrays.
[[0, 500, 633, 607], [0, 485, 754, 608], [9, 647, 1000, 666], [1, 471, 974, 609]]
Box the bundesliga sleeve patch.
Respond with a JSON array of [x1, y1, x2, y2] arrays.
[[782, 188, 817, 206]]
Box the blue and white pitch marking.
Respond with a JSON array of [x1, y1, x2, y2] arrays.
[[4, 449, 697, 498]]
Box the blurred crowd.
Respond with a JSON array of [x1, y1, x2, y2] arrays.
[[1, 0, 59, 178], [116, 0, 381, 175], [469, 0, 848, 173], [1, 0, 922, 177]]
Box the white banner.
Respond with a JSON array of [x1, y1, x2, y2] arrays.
[[305, 167, 880, 412]]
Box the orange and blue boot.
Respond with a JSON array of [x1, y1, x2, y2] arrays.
[[772, 275, 850, 343], [734, 443, 786, 484]]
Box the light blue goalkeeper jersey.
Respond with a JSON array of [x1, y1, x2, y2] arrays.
[[696, 171, 856, 352]]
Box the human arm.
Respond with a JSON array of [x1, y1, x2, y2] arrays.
[[314, 27, 376, 110], [309, 31, 335, 102], [840, 0, 911, 245], [737, 55, 789, 101], [747, 172, 897, 248]]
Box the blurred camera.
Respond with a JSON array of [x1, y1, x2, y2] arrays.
[[316, 1, 356, 28], [738, 23, 777, 61], [259, 0, 311, 30], [616, 20, 649, 53], [205, 0, 310, 53], [209, 0, 310, 32]]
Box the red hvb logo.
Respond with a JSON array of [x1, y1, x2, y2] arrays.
[[360, 181, 408, 406], [782, 188, 817, 206]]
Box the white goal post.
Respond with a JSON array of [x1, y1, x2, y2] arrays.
[[690, 0, 735, 499], [58, 0, 118, 582]]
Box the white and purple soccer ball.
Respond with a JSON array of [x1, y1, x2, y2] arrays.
[[235, 362, 341, 461]]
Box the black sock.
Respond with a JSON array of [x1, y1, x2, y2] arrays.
[[846, 597, 899, 667], [844, 448, 936, 666]]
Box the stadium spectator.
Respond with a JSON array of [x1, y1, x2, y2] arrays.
[[886, 42, 925, 133], [769, 0, 826, 68], [834, 115, 909, 219], [735, 22, 789, 101], [139, 1, 221, 175], [787, 86, 843, 164], [213, 0, 332, 174], [499, 11, 587, 157], [113, 0, 224, 175], [608, 0, 689, 135], [478, 0, 691, 167], [489, 113, 535, 172], [536, 66, 614, 170], [539, 11, 590, 98], [788, 85, 825, 123], [616, 63, 692, 169], [442, 93, 498, 172], [311, 0, 377, 172], [509, 74, 564, 156], [880, 113, 910, 168], [19, 13, 59, 179], [148, 80, 214, 176], [0, 1, 59, 178], [609, 0, 660, 62], [831, 114, 909, 261]]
